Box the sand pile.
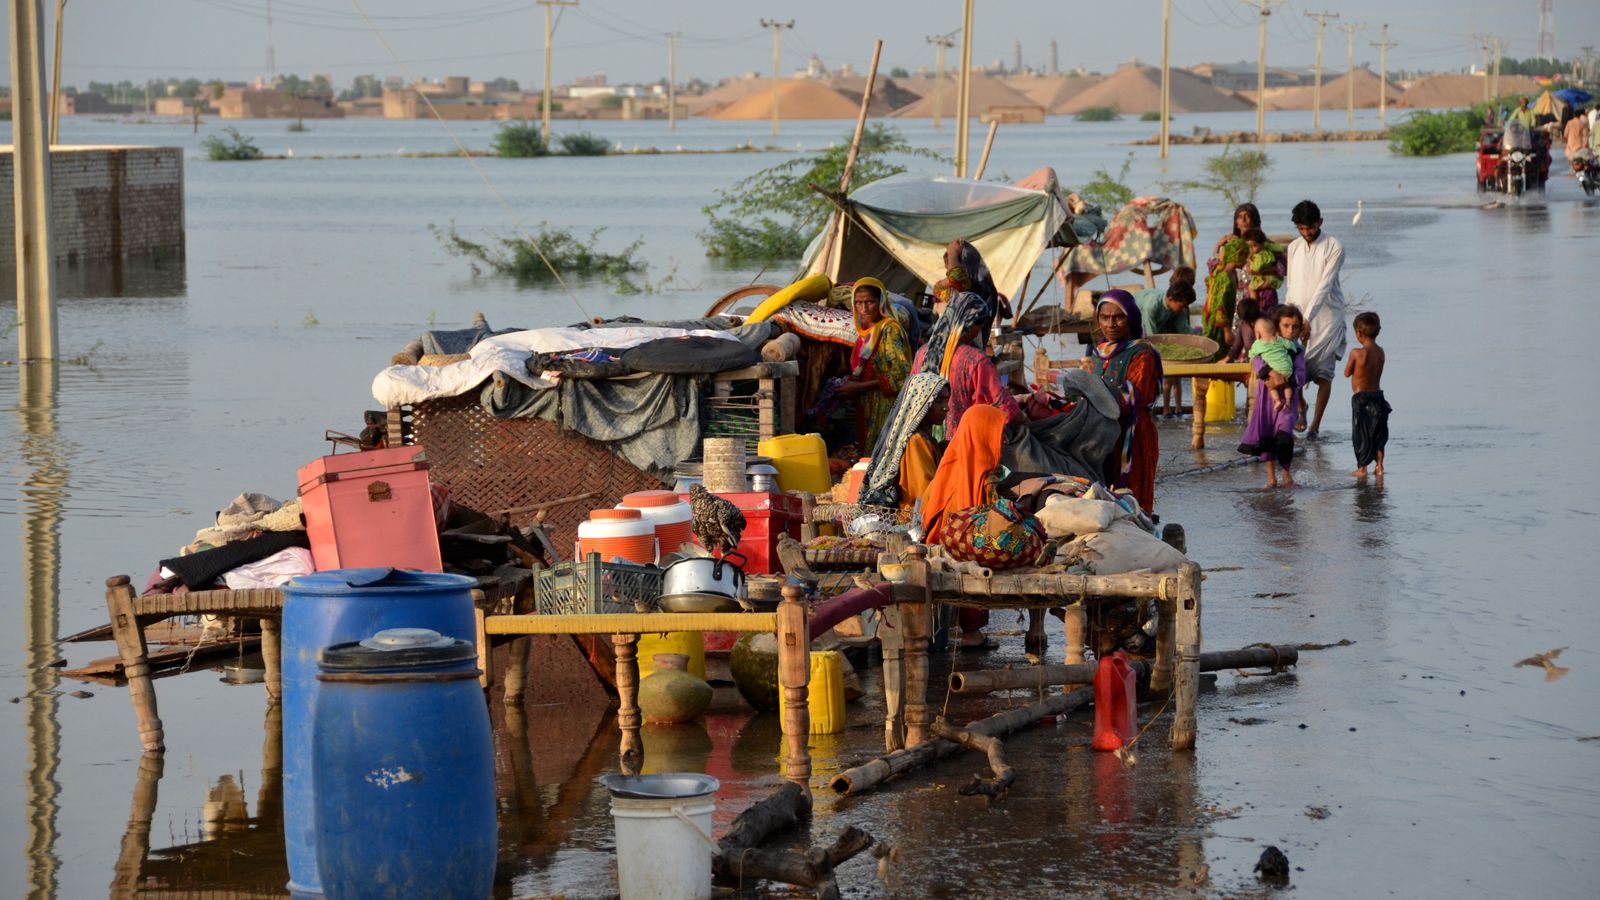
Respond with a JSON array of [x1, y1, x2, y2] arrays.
[[1396, 73, 1544, 109], [820, 75, 920, 116], [1254, 68, 1401, 110], [684, 77, 768, 116], [1005, 74, 1106, 114], [1058, 65, 1251, 115], [708, 79, 862, 120], [889, 75, 1037, 118]]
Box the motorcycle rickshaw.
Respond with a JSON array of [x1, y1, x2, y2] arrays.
[[1476, 122, 1549, 196]]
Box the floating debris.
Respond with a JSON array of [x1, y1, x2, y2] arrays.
[[1254, 845, 1291, 885], [1305, 805, 1331, 820]]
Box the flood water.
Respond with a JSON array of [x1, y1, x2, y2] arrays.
[[2, 111, 1598, 897]]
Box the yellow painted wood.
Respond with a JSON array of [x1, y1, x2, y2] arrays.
[[485, 612, 777, 635], [1163, 361, 1250, 378]]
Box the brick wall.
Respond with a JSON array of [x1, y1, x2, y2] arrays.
[[0, 145, 186, 266]]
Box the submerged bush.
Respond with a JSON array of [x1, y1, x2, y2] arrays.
[[434, 222, 646, 289], [200, 126, 263, 161], [1162, 144, 1273, 208], [1388, 108, 1481, 156], [493, 120, 547, 158], [1140, 110, 1172, 122], [557, 131, 611, 156], [1078, 152, 1136, 210], [1075, 105, 1120, 122]]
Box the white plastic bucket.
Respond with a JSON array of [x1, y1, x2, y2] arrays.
[[599, 773, 719, 900]]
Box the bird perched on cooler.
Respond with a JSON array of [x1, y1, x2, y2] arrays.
[[688, 483, 745, 557]]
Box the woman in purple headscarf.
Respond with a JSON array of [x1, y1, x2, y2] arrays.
[[1080, 290, 1163, 513]]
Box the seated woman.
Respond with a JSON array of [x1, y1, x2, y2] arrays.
[[920, 404, 1009, 649], [898, 383, 950, 518], [1081, 290, 1163, 515], [833, 277, 913, 451], [912, 292, 1025, 436]]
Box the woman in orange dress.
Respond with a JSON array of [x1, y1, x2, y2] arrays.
[[919, 403, 1008, 648], [1082, 290, 1162, 514]]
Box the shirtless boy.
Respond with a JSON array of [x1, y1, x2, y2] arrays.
[[1344, 311, 1391, 479]]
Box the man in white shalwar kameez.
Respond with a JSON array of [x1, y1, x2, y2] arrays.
[[1286, 199, 1347, 440]]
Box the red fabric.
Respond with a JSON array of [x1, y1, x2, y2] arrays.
[[922, 404, 1006, 545], [912, 344, 1024, 433], [1116, 351, 1161, 514]]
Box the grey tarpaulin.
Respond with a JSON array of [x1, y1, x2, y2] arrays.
[[1001, 369, 1122, 482], [574, 317, 780, 352], [481, 373, 704, 481]]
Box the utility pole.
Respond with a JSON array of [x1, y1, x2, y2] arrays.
[[955, 0, 974, 177], [1242, 0, 1284, 145], [759, 18, 794, 137], [1159, 0, 1171, 158], [1491, 36, 1505, 102], [1370, 24, 1396, 124], [10, 0, 58, 360], [1537, 0, 1554, 60], [1050, 38, 1058, 76], [1304, 10, 1338, 131], [1339, 22, 1362, 128], [265, 0, 275, 80], [47, 0, 65, 145], [1472, 34, 1492, 103], [666, 32, 679, 131], [1013, 39, 1021, 75], [927, 31, 956, 130], [539, 0, 577, 144]]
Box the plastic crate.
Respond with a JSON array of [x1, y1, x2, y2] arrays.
[[534, 553, 663, 616]]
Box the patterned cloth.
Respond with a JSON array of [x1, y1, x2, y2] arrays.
[[767, 301, 857, 347], [1203, 238, 1246, 348], [936, 482, 1050, 570], [1061, 197, 1198, 276], [859, 371, 948, 508]]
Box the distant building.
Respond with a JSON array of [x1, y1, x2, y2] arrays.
[[218, 87, 344, 119], [1202, 62, 1305, 90]]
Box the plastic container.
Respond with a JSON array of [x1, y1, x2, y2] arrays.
[[282, 568, 478, 896], [1203, 379, 1237, 422], [638, 631, 706, 681], [842, 458, 872, 504], [313, 629, 495, 900], [808, 650, 847, 735], [1092, 651, 1138, 752], [577, 508, 658, 565], [598, 773, 720, 900], [619, 491, 695, 557], [757, 434, 832, 495], [297, 446, 442, 573]]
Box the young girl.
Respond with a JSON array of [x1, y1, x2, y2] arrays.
[[1238, 304, 1307, 488]]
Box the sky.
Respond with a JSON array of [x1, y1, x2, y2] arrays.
[[3, 0, 1597, 90]]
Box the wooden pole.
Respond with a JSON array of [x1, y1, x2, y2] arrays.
[[48, 0, 64, 146], [927, 32, 954, 130], [972, 120, 999, 180], [759, 19, 794, 138], [948, 645, 1299, 694], [1372, 24, 1395, 125], [1305, 12, 1338, 131], [1159, 0, 1172, 158], [1341, 23, 1360, 128], [776, 585, 812, 790], [928, 719, 1014, 799], [1250, 0, 1269, 144], [1170, 561, 1203, 750], [901, 545, 931, 747], [10, 0, 58, 360], [666, 32, 678, 131], [105, 576, 163, 751], [1189, 377, 1209, 449], [955, 0, 974, 176], [832, 687, 1092, 796], [820, 38, 883, 279], [612, 633, 642, 774], [538, 0, 577, 145], [879, 590, 905, 751]]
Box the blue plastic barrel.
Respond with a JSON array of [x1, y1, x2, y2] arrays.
[[282, 568, 478, 896], [313, 628, 497, 900]]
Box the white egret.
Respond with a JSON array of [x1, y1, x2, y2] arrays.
[[1352, 200, 1363, 227]]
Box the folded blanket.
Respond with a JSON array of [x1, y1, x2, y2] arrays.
[[160, 531, 312, 591]]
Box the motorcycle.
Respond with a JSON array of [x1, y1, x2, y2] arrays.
[[1476, 123, 1547, 197], [1574, 151, 1600, 197]]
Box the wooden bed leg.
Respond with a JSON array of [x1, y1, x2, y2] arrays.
[[776, 585, 812, 792], [1152, 595, 1176, 695], [880, 606, 905, 751], [902, 546, 932, 747], [1062, 602, 1087, 667], [1190, 377, 1208, 450], [474, 606, 491, 690], [112, 751, 165, 899], [613, 634, 642, 775], [503, 636, 529, 706], [1171, 562, 1204, 751], [106, 576, 164, 752], [259, 617, 282, 704]]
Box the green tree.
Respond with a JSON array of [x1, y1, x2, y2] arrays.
[[1077, 152, 1135, 209], [493, 120, 548, 157], [1161, 145, 1273, 208], [700, 123, 944, 261], [889, 66, 910, 78]]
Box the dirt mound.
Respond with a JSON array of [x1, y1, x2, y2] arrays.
[[684, 77, 768, 116], [1396, 73, 1545, 109], [820, 75, 920, 116], [708, 80, 862, 120], [1253, 68, 1401, 110], [889, 76, 1036, 118], [1004, 74, 1106, 113], [1059, 65, 1251, 115]]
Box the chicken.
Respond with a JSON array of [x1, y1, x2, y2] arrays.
[[688, 483, 745, 557]]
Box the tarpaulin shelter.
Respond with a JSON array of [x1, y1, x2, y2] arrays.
[[800, 172, 1077, 302]]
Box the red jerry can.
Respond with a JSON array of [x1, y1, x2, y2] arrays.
[[1091, 651, 1138, 752]]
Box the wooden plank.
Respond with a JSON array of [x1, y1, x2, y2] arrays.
[[1163, 361, 1250, 378], [923, 570, 1188, 602], [486, 612, 777, 635]]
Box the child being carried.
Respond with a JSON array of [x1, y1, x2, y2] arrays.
[[1248, 311, 1301, 413]]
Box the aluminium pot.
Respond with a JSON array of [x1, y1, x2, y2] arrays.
[[660, 553, 747, 601]]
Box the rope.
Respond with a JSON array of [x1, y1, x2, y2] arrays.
[[347, 0, 592, 321]]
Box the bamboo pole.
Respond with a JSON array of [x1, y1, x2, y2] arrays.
[[821, 39, 883, 280], [776, 584, 812, 790], [948, 645, 1299, 694], [971, 120, 999, 179], [612, 633, 642, 774], [954, 0, 974, 176], [832, 687, 1092, 796]]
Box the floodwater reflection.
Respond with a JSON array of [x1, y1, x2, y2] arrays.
[[21, 362, 64, 900]]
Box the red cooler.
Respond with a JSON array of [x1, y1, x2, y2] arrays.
[[297, 447, 442, 572]]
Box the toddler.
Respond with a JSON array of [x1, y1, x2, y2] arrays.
[[1242, 228, 1282, 311], [1249, 313, 1299, 413]]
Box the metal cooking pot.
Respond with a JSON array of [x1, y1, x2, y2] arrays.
[[660, 553, 747, 600]]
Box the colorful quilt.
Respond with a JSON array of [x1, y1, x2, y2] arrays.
[[768, 301, 858, 347], [1061, 197, 1198, 276]]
